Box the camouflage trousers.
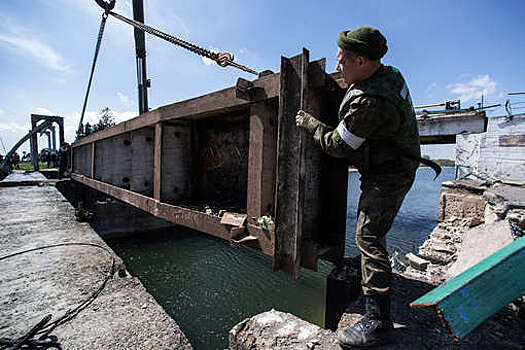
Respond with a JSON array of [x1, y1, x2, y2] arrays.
[[356, 171, 416, 296]]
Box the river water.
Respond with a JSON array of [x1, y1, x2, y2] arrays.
[[106, 167, 454, 349]]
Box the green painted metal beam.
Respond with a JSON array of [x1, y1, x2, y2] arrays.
[[411, 236, 525, 340]]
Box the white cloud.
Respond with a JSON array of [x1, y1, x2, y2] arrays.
[[0, 33, 71, 72], [201, 48, 221, 66], [202, 56, 215, 66], [447, 75, 497, 103], [117, 92, 133, 108], [34, 107, 55, 115], [426, 82, 437, 93], [0, 121, 30, 133]]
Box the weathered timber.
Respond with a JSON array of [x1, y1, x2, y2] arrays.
[[161, 122, 192, 203], [274, 52, 306, 277], [274, 50, 332, 278], [70, 52, 352, 276], [153, 123, 162, 200], [90, 141, 96, 178], [130, 127, 154, 195], [94, 132, 132, 189], [72, 173, 234, 240], [246, 99, 278, 253], [73, 64, 329, 148]]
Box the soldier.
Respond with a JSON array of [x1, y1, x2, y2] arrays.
[[58, 142, 71, 178], [296, 27, 421, 347]]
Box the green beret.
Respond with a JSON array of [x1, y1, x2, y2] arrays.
[[337, 27, 388, 60]]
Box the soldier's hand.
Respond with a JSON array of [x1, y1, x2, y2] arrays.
[[295, 110, 320, 133]]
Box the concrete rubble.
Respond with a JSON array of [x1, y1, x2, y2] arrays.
[[404, 179, 525, 283], [229, 309, 338, 350]]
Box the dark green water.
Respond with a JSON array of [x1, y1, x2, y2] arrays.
[[106, 167, 454, 349]]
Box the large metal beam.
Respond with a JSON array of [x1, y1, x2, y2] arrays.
[[72, 173, 235, 240], [133, 0, 149, 114]]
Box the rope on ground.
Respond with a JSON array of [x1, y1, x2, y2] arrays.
[[0, 242, 115, 350]]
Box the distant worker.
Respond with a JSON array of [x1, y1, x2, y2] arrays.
[[11, 152, 20, 169], [296, 27, 423, 347], [58, 142, 71, 178]]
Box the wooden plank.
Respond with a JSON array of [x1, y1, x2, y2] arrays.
[[273, 51, 311, 278], [295, 48, 309, 274], [72, 74, 280, 147], [220, 212, 247, 227], [72, 67, 333, 148], [246, 100, 278, 219], [71, 173, 233, 240], [246, 224, 274, 256], [153, 123, 162, 200], [411, 236, 525, 339], [90, 142, 95, 178]]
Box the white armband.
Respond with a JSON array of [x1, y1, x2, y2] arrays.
[[336, 122, 365, 150]]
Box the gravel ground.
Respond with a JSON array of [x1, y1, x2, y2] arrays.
[[0, 183, 192, 349]]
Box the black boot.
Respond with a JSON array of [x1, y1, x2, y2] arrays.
[[337, 295, 393, 348]]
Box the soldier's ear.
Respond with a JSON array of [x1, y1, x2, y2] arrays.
[[356, 55, 366, 66]]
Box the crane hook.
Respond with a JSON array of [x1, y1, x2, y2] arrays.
[[94, 0, 116, 12]]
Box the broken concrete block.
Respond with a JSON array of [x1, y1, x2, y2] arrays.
[[406, 253, 430, 271], [446, 220, 513, 279], [440, 192, 487, 222], [229, 309, 338, 349]]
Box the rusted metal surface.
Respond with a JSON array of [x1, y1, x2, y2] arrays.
[[71, 53, 354, 276], [72, 173, 234, 240], [499, 134, 525, 147], [73, 66, 331, 148]]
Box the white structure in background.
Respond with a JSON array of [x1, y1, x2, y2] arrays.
[[456, 114, 525, 181]]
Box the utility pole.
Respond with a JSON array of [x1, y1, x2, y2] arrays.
[[133, 0, 149, 114]]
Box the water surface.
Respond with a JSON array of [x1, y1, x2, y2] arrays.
[[107, 166, 454, 349]]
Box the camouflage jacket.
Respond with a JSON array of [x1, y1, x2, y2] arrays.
[[312, 65, 420, 174]]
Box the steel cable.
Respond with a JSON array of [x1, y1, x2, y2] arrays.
[[77, 13, 108, 135], [0, 242, 115, 349], [108, 11, 259, 76]]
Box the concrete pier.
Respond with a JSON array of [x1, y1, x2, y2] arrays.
[[0, 174, 192, 349]]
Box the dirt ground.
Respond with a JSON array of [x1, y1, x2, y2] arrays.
[[0, 182, 192, 349]]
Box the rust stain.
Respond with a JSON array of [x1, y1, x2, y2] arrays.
[[499, 135, 525, 147], [436, 306, 460, 342]]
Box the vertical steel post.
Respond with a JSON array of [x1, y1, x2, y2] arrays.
[[30, 115, 39, 171], [50, 126, 56, 150], [133, 0, 149, 114]]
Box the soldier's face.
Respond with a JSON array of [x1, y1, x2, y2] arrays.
[[336, 48, 362, 85]]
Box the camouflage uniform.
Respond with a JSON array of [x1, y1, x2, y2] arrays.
[[307, 65, 420, 296]]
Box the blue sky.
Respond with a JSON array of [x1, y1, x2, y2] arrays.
[[0, 0, 524, 159]]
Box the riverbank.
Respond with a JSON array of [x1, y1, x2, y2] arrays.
[[0, 173, 192, 349]]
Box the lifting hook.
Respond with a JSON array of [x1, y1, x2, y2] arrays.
[[94, 0, 116, 12]]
